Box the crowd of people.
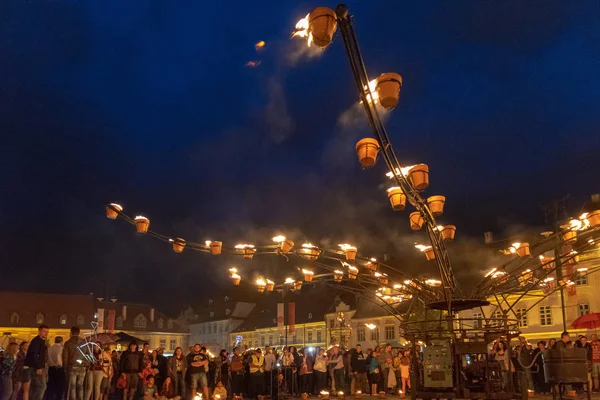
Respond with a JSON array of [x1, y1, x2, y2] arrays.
[[489, 331, 600, 394], [0, 325, 422, 400]]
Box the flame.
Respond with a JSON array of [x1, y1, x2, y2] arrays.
[[387, 186, 401, 193], [386, 166, 416, 179], [109, 203, 122, 211], [320, 391, 329, 396], [577, 267, 588, 272], [256, 278, 267, 286], [231, 273, 241, 279], [338, 243, 357, 252], [363, 79, 379, 104], [292, 14, 313, 47], [425, 279, 441, 286], [272, 235, 286, 243], [302, 269, 314, 275], [566, 280, 575, 285], [245, 61, 261, 68], [302, 243, 317, 249], [393, 283, 403, 289], [364, 323, 376, 330], [374, 272, 382, 277], [543, 277, 555, 283], [134, 215, 148, 221], [229, 267, 238, 274], [235, 244, 255, 249], [285, 277, 295, 285], [194, 394, 202, 400], [348, 265, 359, 272], [569, 219, 582, 231], [334, 270, 343, 274], [415, 244, 432, 252], [255, 40, 265, 50], [485, 268, 497, 278], [267, 279, 274, 284]]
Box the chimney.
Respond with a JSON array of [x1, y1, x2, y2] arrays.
[[150, 308, 155, 322], [122, 305, 127, 320], [383, 254, 390, 261], [484, 231, 494, 244], [591, 194, 600, 203]]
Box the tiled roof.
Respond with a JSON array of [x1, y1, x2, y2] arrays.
[[351, 298, 409, 320], [99, 302, 187, 333], [0, 291, 96, 328]]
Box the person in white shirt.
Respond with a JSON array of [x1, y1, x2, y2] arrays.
[[47, 336, 65, 400], [263, 346, 276, 396]]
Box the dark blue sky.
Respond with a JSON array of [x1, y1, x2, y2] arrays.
[[1, 1, 599, 314]]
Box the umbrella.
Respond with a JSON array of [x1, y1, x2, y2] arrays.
[[571, 313, 600, 330], [85, 333, 120, 344]]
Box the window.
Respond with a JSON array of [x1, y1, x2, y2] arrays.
[[261, 336, 265, 346], [60, 314, 67, 325], [219, 325, 223, 333], [579, 303, 590, 317], [160, 338, 166, 349], [490, 310, 502, 327], [308, 313, 313, 320], [36, 313, 44, 324], [473, 312, 483, 329], [210, 312, 214, 318], [168, 320, 173, 329], [516, 308, 528, 328], [317, 330, 322, 342], [158, 319, 164, 329], [77, 315, 85, 325], [329, 319, 335, 328], [269, 335, 273, 345], [540, 306, 552, 326], [308, 331, 313, 342], [370, 327, 380, 342], [10, 313, 19, 324], [116, 316, 123, 328], [385, 326, 395, 340], [170, 339, 176, 351], [226, 309, 231, 316], [357, 327, 366, 342], [254, 340, 258, 348], [575, 273, 588, 286], [134, 314, 147, 328]]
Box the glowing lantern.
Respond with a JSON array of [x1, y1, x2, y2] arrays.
[[273, 236, 294, 253], [348, 265, 358, 279], [105, 203, 122, 219], [300, 243, 320, 261], [231, 274, 241, 286], [303, 269, 314, 282], [302, 394, 309, 400], [172, 238, 186, 253], [512, 242, 530, 257], [308, 7, 337, 48], [427, 196, 446, 217], [206, 241, 222, 255], [355, 138, 380, 168], [375, 73, 402, 110], [294, 281, 303, 291], [387, 187, 406, 211], [134, 216, 150, 234], [365, 258, 377, 273], [416, 245, 434, 260], [266, 279, 275, 292], [375, 272, 388, 285], [256, 278, 267, 293], [333, 270, 343, 282], [339, 244, 357, 261], [588, 210, 600, 227], [409, 212, 424, 230], [320, 391, 330, 400], [408, 164, 429, 190], [562, 230, 577, 244], [235, 244, 255, 259], [440, 225, 456, 241]]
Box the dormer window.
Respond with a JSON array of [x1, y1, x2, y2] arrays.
[[36, 313, 44, 324], [210, 312, 214, 318], [225, 309, 231, 316], [308, 313, 313, 320], [60, 314, 68, 325], [134, 314, 147, 328], [167, 320, 173, 329], [10, 313, 19, 324], [158, 318, 164, 329], [224, 296, 229, 302]]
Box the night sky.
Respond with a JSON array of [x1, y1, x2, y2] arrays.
[[2, 1, 599, 315]]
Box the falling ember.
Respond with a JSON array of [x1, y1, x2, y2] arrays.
[[255, 40, 266, 50], [292, 14, 313, 47], [245, 61, 261, 68]]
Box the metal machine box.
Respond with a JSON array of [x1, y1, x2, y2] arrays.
[[422, 340, 454, 388]]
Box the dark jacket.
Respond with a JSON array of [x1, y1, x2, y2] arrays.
[[168, 355, 188, 378], [157, 354, 169, 379], [120, 350, 143, 373], [351, 350, 367, 374], [24, 335, 47, 370], [62, 336, 85, 372]]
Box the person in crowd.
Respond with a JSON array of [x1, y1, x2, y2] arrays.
[[591, 334, 600, 391], [213, 380, 227, 399], [365, 349, 373, 393], [158, 376, 177, 400], [314, 348, 328, 393], [328, 346, 345, 393], [141, 362, 155, 382], [297, 349, 307, 394], [378, 345, 392, 394], [156, 348, 169, 390], [532, 341, 549, 394], [304, 348, 315, 394], [231, 347, 245, 397], [350, 344, 367, 395], [120, 342, 143, 400], [554, 332, 572, 349], [491, 340, 510, 389], [548, 339, 556, 348], [281, 347, 294, 395], [368, 349, 380, 396], [393, 350, 401, 392], [289, 347, 299, 395], [11, 341, 30, 400], [151, 351, 160, 377], [399, 351, 411, 395], [63, 327, 88, 400], [143, 376, 159, 400], [100, 347, 113, 400], [85, 344, 112, 400], [249, 348, 264, 399], [264, 346, 276, 396], [141, 344, 153, 366], [24, 325, 49, 400], [111, 351, 120, 395], [168, 347, 187, 398], [46, 336, 64, 400], [186, 345, 209, 400], [2, 342, 18, 400], [518, 337, 534, 391]]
